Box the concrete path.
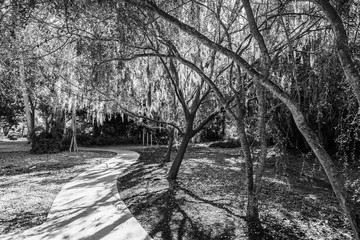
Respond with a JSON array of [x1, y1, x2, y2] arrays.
[[1, 147, 152, 240]]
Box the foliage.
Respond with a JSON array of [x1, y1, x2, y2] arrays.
[[30, 125, 67, 154], [78, 134, 139, 147], [30, 137, 63, 154], [1, 0, 360, 238], [0, 78, 24, 129], [266, 41, 360, 159]]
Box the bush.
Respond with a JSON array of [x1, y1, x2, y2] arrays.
[[93, 135, 139, 146], [31, 138, 63, 154], [77, 134, 95, 146], [94, 135, 114, 146], [76, 134, 140, 146], [209, 140, 240, 149], [30, 126, 67, 154]]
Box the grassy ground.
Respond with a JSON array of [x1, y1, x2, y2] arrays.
[[0, 139, 30, 152], [118, 145, 357, 240], [0, 141, 115, 235]]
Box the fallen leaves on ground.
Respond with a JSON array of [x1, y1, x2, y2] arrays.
[[118, 146, 354, 240]]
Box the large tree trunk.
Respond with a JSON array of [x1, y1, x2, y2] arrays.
[[167, 110, 219, 180], [19, 55, 33, 143], [167, 131, 192, 180], [290, 104, 360, 240]]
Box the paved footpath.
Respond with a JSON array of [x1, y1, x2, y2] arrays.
[[1, 146, 153, 240]]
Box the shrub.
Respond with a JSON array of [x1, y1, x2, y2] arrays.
[[76, 134, 140, 146], [94, 135, 113, 146], [30, 126, 67, 154], [77, 134, 95, 146], [31, 138, 63, 154], [209, 140, 240, 149]]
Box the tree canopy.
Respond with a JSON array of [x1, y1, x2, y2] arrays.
[[1, 0, 360, 238]]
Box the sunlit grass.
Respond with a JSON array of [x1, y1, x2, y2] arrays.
[[0, 150, 115, 235]]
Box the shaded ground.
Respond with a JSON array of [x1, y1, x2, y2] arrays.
[[0, 139, 30, 152], [0, 143, 115, 235], [118, 146, 356, 240]]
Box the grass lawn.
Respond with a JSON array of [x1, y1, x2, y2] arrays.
[[118, 145, 357, 240], [0, 141, 115, 235]]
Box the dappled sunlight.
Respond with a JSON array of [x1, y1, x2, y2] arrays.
[[259, 165, 352, 240], [0, 150, 118, 236], [119, 147, 253, 239], [1, 148, 151, 240], [224, 157, 245, 165], [265, 148, 283, 158], [120, 146, 354, 240], [305, 194, 318, 201], [263, 176, 291, 189], [189, 157, 213, 165], [260, 201, 351, 240]]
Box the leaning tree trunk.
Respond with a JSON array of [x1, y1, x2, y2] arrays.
[[167, 130, 192, 180], [256, 74, 360, 240], [289, 104, 360, 240], [166, 110, 219, 180], [69, 101, 78, 152], [164, 128, 175, 163]]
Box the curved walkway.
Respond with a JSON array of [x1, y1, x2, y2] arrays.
[[1, 146, 152, 240]]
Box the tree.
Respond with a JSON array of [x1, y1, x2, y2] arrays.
[[0, 59, 24, 136], [19, 54, 34, 142], [310, 0, 360, 110], [59, 1, 223, 180], [122, 0, 360, 238]]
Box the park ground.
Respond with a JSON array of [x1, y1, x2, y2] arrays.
[[0, 140, 359, 239], [0, 140, 115, 235], [118, 146, 359, 240]]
